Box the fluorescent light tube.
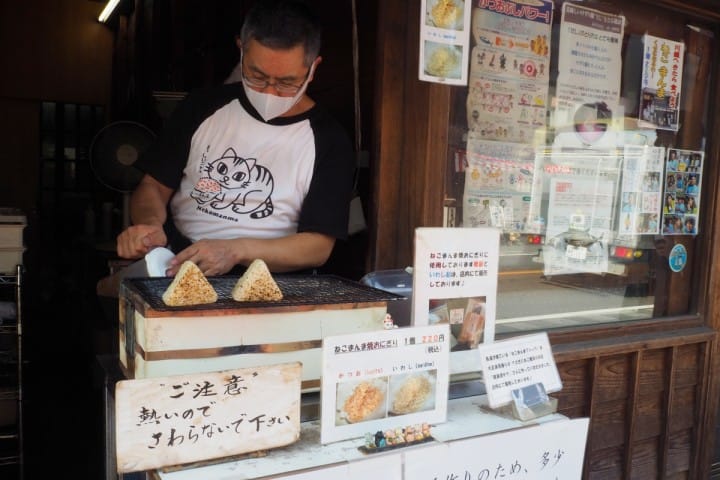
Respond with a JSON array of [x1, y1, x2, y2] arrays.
[[98, 0, 121, 23]]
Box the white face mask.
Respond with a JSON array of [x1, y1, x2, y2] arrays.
[[242, 62, 315, 122]]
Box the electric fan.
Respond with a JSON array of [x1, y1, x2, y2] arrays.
[[89, 121, 156, 229]]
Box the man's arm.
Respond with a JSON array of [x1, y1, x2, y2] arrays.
[[166, 232, 335, 276], [116, 174, 174, 259]]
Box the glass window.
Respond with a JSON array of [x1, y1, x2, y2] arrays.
[[444, 0, 714, 334]]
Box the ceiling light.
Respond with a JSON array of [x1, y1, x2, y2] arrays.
[[98, 0, 122, 23]]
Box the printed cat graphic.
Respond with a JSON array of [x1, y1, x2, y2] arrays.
[[191, 147, 274, 218]]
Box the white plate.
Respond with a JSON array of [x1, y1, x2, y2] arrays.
[[426, 0, 465, 30], [424, 42, 462, 79]]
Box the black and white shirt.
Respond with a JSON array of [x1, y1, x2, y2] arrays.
[[136, 83, 354, 245]]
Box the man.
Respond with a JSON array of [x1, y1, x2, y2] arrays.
[[116, 0, 354, 276]]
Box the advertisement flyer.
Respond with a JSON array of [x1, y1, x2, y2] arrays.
[[466, 0, 553, 143], [662, 148, 703, 235], [419, 0, 473, 85], [555, 3, 625, 127], [639, 34, 684, 131], [462, 136, 543, 233], [542, 175, 614, 275], [618, 145, 664, 235]]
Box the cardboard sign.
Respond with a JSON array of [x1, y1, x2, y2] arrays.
[[320, 325, 450, 444], [477, 332, 562, 408], [404, 418, 589, 479], [115, 363, 302, 473]]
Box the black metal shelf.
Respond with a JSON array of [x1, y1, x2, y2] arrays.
[[0, 265, 22, 479]]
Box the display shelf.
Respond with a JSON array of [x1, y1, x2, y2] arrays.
[[0, 265, 22, 479]]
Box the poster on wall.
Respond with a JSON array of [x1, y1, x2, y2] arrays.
[[555, 3, 625, 128], [466, 0, 553, 143], [462, 136, 543, 233], [618, 145, 664, 235], [662, 148, 703, 235], [419, 0, 473, 85], [639, 34, 684, 131]]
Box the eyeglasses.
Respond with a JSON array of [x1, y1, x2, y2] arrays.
[[241, 64, 311, 95]]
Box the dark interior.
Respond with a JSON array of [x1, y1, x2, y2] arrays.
[[0, 1, 378, 478]]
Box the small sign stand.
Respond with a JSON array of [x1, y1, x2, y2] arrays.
[[509, 382, 558, 421]]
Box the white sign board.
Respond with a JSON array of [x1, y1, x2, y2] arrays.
[[115, 363, 301, 473], [412, 227, 500, 374], [477, 332, 562, 408], [321, 325, 450, 444], [404, 418, 589, 479]]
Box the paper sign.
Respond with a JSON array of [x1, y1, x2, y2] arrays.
[[115, 363, 301, 473], [403, 418, 589, 479], [477, 332, 562, 408], [320, 325, 450, 444], [640, 34, 684, 131], [662, 148, 703, 235], [412, 227, 500, 374], [419, 0, 473, 85]]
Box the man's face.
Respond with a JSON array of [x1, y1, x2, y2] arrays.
[[241, 38, 315, 97]]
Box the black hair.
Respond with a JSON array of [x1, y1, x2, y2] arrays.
[[240, 0, 321, 66]]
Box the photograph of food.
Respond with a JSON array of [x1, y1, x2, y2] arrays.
[[389, 371, 436, 415], [426, 0, 464, 30], [457, 297, 486, 348], [336, 378, 388, 425], [424, 41, 462, 79]]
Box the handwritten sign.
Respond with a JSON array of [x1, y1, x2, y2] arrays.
[[404, 418, 589, 479], [115, 362, 302, 473], [320, 325, 450, 444], [478, 332, 562, 408]]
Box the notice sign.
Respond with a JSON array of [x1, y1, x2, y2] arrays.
[[115, 363, 302, 473], [404, 418, 589, 479], [320, 325, 450, 444], [419, 0, 473, 85], [412, 227, 499, 343], [477, 333, 562, 409]]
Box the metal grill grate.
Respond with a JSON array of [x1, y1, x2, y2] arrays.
[[123, 274, 406, 311]]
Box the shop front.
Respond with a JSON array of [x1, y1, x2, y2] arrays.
[[371, 0, 720, 477]]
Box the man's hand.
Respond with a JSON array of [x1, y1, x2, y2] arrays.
[[167, 239, 239, 276], [116, 225, 168, 259]]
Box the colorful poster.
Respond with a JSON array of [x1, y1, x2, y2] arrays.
[[555, 3, 625, 127], [618, 146, 664, 235], [662, 148, 703, 235], [466, 0, 553, 143], [639, 34, 684, 131], [419, 0, 473, 85], [462, 136, 543, 233]]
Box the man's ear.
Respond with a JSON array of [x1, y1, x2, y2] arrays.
[[235, 36, 242, 51], [309, 56, 323, 81]]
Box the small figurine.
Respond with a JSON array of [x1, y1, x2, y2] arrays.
[[383, 313, 398, 329]]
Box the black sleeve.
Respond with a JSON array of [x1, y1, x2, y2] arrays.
[[135, 84, 243, 189], [297, 110, 355, 240]]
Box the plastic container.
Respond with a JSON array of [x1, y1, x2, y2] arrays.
[[360, 269, 413, 326]]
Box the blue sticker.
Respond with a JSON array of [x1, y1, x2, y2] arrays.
[[668, 244, 687, 273]]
